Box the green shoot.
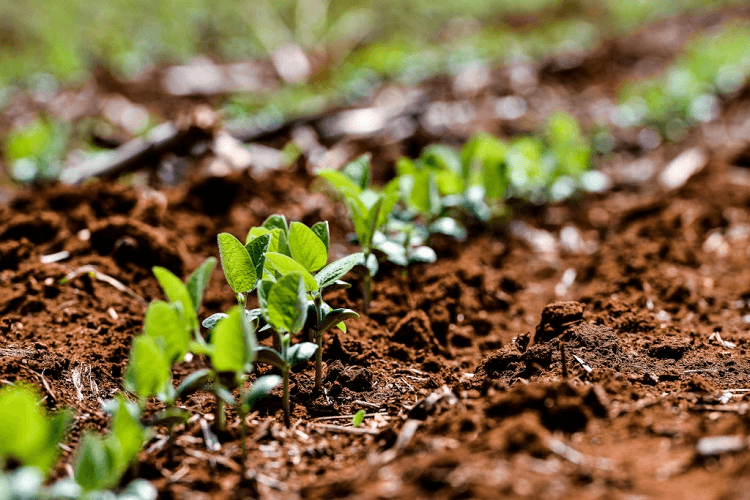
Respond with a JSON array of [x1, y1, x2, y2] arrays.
[[352, 409, 366, 428], [255, 272, 317, 427], [318, 154, 398, 312], [74, 397, 148, 492]]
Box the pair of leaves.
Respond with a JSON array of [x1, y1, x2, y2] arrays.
[[0, 385, 71, 475], [223, 219, 332, 295]]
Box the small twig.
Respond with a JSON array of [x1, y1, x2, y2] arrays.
[[200, 418, 221, 452], [572, 354, 593, 374], [0, 348, 35, 357], [546, 437, 613, 470], [184, 449, 240, 472], [560, 341, 568, 379], [246, 471, 289, 492], [62, 265, 147, 306], [19, 366, 58, 405], [312, 412, 383, 422], [353, 400, 382, 410], [312, 424, 382, 435], [691, 404, 749, 414], [394, 419, 421, 452]]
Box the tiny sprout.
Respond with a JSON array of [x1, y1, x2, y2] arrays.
[[352, 410, 366, 428]]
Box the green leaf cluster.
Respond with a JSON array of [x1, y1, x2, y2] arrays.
[[3, 116, 70, 183], [211, 214, 362, 420], [619, 22, 750, 140], [0, 385, 71, 475]]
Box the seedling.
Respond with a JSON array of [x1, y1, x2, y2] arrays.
[[124, 258, 217, 453], [212, 215, 361, 394], [0, 384, 71, 475], [318, 154, 399, 312], [352, 409, 366, 428], [255, 272, 318, 427], [74, 397, 148, 492]]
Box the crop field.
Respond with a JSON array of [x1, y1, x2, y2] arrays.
[[3, 1, 750, 499]]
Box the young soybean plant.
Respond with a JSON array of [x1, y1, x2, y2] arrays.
[[255, 272, 317, 427], [205, 306, 280, 455], [318, 154, 399, 312], [124, 258, 219, 447], [215, 215, 362, 394]]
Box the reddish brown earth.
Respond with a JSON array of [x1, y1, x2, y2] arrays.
[[5, 8, 750, 500]]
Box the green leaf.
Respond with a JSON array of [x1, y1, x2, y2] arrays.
[[74, 434, 108, 491], [218, 233, 257, 294], [261, 215, 290, 255], [211, 306, 248, 374], [188, 341, 214, 356], [346, 197, 370, 247], [0, 385, 70, 475], [311, 221, 330, 253], [240, 374, 281, 412], [209, 385, 236, 405], [244, 233, 271, 280], [152, 267, 197, 329], [185, 257, 217, 314], [318, 308, 359, 333], [287, 342, 318, 366], [262, 214, 289, 235], [343, 153, 372, 190], [409, 246, 437, 263], [266, 273, 308, 334], [202, 312, 228, 330], [361, 195, 384, 249], [257, 279, 275, 312], [254, 346, 286, 369], [176, 369, 212, 398], [315, 253, 363, 290], [109, 397, 146, 474], [289, 221, 328, 272], [124, 335, 172, 404], [150, 407, 191, 429], [144, 301, 190, 364], [429, 217, 467, 240], [377, 192, 400, 228], [264, 252, 319, 291], [247, 227, 285, 255], [318, 169, 363, 199], [462, 133, 507, 188], [352, 409, 366, 428]]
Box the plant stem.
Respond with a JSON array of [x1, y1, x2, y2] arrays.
[[216, 396, 226, 431], [314, 294, 324, 392], [363, 273, 372, 313], [239, 409, 247, 474], [282, 367, 290, 428]]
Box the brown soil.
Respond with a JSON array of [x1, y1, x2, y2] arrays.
[[5, 8, 750, 500]]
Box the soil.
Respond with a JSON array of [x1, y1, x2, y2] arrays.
[[4, 7, 750, 500]]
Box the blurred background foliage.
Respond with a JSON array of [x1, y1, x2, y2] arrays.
[[0, 0, 744, 89]]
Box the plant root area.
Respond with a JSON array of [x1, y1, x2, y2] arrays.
[[6, 9, 750, 500]]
